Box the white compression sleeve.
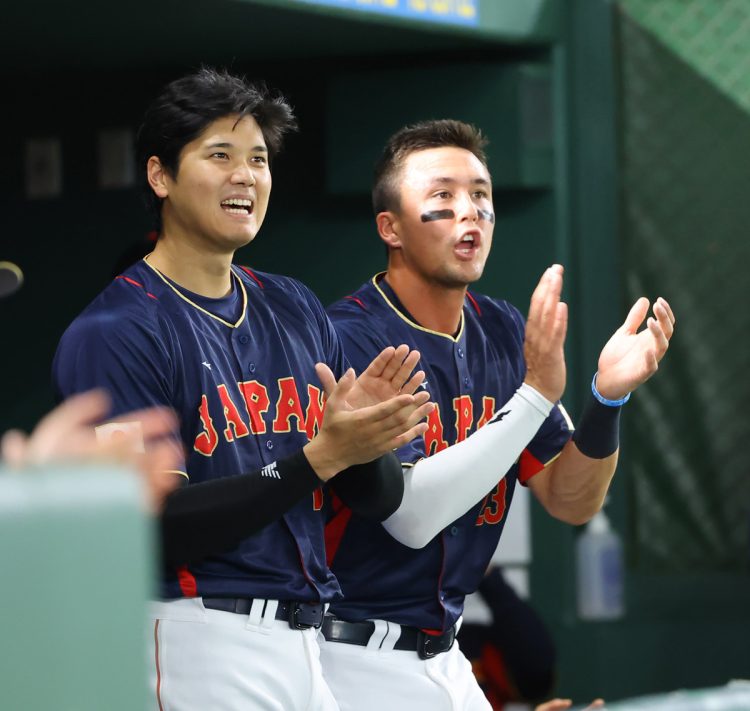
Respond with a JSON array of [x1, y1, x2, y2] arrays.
[[382, 383, 554, 549]]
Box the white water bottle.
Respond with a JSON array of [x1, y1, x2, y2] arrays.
[[576, 509, 624, 620]]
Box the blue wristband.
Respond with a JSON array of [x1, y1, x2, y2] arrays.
[[591, 373, 630, 407]]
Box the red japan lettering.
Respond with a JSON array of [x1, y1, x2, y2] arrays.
[[424, 405, 449, 456], [476, 396, 496, 430], [238, 380, 270, 434], [304, 384, 325, 440], [453, 395, 473, 442], [217, 384, 250, 442], [193, 394, 219, 456], [273, 377, 305, 433], [475, 479, 507, 526]]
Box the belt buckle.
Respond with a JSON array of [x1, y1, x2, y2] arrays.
[[288, 602, 323, 630], [416, 627, 455, 660]]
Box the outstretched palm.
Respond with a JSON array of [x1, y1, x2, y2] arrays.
[[596, 296, 675, 400], [348, 345, 426, 409]]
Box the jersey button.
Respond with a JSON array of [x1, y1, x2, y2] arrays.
[[450, 526, 459, 536], [266, 440, 274, 450], [457, 347, 464, 358], [239, 334, 250, 344], [248, 362, 256, 373], [463, 377, 470, 386]]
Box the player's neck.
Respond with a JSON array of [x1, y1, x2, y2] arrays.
[[147, 236, 234, 298], [384, 268, 466, 336]]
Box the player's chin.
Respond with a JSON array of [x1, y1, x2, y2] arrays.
[[453, 263, 486, 285], [225, 225, 260, 249]]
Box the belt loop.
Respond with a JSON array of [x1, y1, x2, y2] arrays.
[[262, 600, 279, 631], [365, 619, 389, 651], [246, 598, 266, 632], [379, 621, 401, 652]]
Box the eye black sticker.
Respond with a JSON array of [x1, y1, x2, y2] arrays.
[[421, 210, 455, 223]]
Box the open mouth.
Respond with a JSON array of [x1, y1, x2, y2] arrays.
[[456, 233, 479, 255], [221, 198, 254, 216]]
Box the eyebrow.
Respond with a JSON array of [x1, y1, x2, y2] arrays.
[[205, 141, 268, 152], [427, 176, 491, 187]]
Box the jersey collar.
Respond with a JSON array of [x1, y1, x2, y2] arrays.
[[142, 258, 248, 329], [371, 272, 466, 343]]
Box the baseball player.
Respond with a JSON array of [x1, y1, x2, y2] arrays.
[[319, 120, 675, 710], [52, 69, 433, 711]]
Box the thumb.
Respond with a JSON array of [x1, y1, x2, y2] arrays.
[[315, 363, 337, 398], [315, 365, 356, 408]]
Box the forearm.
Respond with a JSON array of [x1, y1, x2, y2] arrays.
[[329, 452, 404, 521], [382, 384, 553, 549], [160, 449, 320, 568], [532, 442, 617, 525], [529, 380, 623, 524]]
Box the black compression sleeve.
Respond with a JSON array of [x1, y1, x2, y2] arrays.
[[160, 449, 321, 569], [328, 451, 404, 522], [572, 393, 622, 459]]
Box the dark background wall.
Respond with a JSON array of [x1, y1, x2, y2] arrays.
[[1, 0, 748, 704]]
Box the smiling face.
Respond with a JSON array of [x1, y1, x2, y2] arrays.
[[379, 146, 494, 289], [147, 114, 271, 255]]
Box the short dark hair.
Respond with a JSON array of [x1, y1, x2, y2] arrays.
[[136, 67, 298, 228], [372, 119, 489, 215]]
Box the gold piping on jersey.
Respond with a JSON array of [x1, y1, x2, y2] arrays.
[[370, 273, 465, 343], [165, 469, 190, 480], [142, 257, 248, 329]]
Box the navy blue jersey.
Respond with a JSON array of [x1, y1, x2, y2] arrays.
[[326, 274, 572, 631], [53, 258, 347, 602]]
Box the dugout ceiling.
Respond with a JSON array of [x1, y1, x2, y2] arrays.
[[3, 0, 558, 73]]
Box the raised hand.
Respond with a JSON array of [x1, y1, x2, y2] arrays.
[[523, 264, 568, 402], [0, 390, 181, 512], [595, 296, 675, 400], [347, 344, 427, 409], [304, 364, 433, 481]]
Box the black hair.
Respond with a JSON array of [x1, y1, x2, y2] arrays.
[[136, 67, 297, 228], [372, 119, 489, 216]]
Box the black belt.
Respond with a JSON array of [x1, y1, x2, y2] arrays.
[[321, 616, 456, 660], [202, 597, 324, 630]]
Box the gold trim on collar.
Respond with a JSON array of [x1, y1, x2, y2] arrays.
[[142, 258, 248, 329], [370, 273, 465, 343]]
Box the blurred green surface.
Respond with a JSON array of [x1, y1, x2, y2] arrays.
[[0, 465, 152, 710]]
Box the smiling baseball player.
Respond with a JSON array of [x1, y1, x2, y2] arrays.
[[52, 69, 433, 711]]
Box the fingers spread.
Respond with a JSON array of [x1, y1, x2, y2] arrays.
[[401, 369, 426, 396], [622, 297, 650, 334], [379, 344, 411, 382], [361, 346, 396, 380], [392, 348, 421, 390]]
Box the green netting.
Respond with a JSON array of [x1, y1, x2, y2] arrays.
[[620, 0, 750, 114], [616, 6, 750, 571]]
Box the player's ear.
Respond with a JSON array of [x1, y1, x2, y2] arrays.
[[376, 211, 402, 250], [147, 156, 170, 199]]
